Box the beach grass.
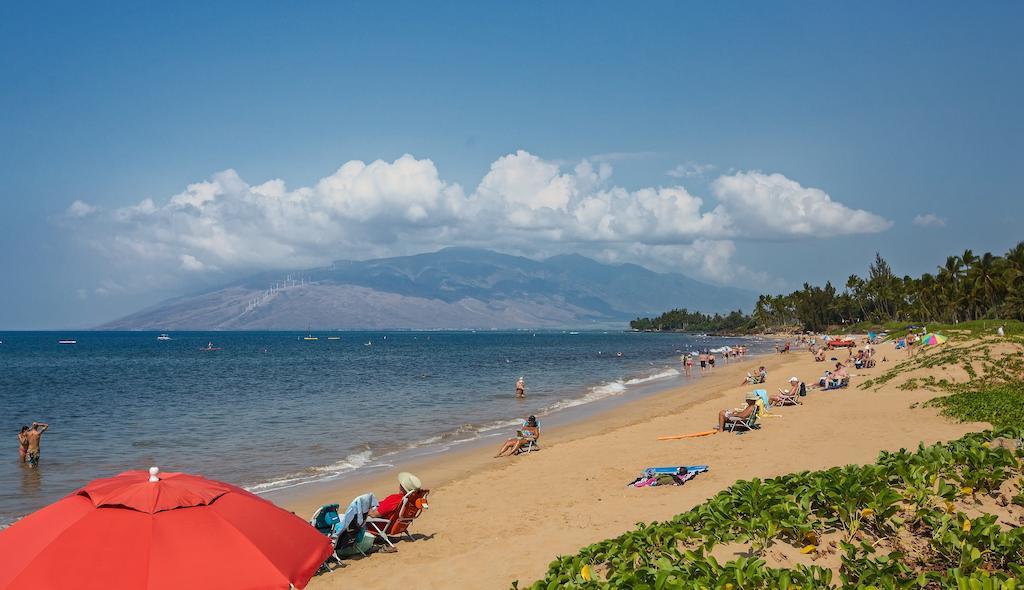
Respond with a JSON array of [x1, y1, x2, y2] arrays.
[[517, 427, 1024, 589]]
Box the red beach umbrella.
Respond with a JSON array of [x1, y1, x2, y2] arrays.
[[0, 467, 331, 590]]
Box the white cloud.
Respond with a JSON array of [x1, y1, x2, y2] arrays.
[[711, 171, 892, 238], [64, 152, 890, 288], [667, 162, 715, 178], [66, 200, 97, 218], [912, 213, 946, 228]]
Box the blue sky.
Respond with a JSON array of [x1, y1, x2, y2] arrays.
[[1, 2, 1022, 329]]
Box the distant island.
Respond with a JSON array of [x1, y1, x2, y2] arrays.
[[99, 248, 756, 330]]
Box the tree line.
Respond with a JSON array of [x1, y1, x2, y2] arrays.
[[632, 242, 1024, 333]]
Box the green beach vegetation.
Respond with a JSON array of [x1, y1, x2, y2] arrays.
[[518, 427, 1024, 589], [632, 243, 1024, 333]]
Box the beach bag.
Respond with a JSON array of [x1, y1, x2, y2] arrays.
[[798, 382, 807, 397]]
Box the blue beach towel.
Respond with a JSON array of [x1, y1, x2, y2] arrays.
[[754, 389, 770, 408]]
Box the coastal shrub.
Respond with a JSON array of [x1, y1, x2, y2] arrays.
[[517, 427, 1024, 589], [927, 383, 1024, 429]]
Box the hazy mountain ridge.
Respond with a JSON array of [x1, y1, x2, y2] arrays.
[[99, 248, 755, 330]]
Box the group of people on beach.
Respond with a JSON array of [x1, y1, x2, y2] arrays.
[[716, 334, 882, 433], [681, 346, 747, 377], [16, 422, 48, 467]]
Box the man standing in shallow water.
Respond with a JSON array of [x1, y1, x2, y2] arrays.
[[24, 422, 48, 467], [515, 377, 526, 398]]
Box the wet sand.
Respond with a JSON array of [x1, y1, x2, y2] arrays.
[[291, 338, 984, 589]]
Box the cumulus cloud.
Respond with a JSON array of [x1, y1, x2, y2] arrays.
[[912, 213, 946, 228], [711, 171, 892, 238], [667, 162, 715, 178], [64, 152, 890, 288]]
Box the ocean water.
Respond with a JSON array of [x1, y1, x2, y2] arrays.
[[0, 331, 770, 525]]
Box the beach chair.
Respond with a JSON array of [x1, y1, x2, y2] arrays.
[[309, 504, 346, 569], [310, 495, 377, 568], [513, 419, 540, 455], [774, 387, 800, 407], [365, 489, 430, 548], [724, 405, 760, 433]]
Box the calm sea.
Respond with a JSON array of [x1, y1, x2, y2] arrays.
[[0, 330, 770, 525]]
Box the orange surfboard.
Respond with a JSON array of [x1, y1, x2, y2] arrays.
[[657, 430, 717, 440]]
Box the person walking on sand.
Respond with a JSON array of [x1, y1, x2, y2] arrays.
[[515, 377, 526, 398], [17, 426, 30, 463], [24, 422, 48, 467]]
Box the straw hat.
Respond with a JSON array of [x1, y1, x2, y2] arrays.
[[789, 376, 799, 383], [744, 392, 759, 402], [398, 472, 422, 492]]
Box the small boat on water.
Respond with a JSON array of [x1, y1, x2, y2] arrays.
[[302, 335, 319, 341], [58, 339, 77, 345], [569, 331, 580, 335], [200, 342, 221, 351], [327, 336, 341, 340], [364, 341, 372, 346], [157, 334, 171, 341]]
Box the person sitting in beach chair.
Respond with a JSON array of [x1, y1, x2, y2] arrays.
[[716, 393, 759, 433], [366, 472, 430, 549], [770, 377, 803, 406], [740, 366, 767, 385], [824, 363, 850, 389], [495, 415, 539, 457]]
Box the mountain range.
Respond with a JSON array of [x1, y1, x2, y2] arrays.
[[98, 248, 756, 330]]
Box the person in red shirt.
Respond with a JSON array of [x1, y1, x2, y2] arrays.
[[369, 472, 422, 521]]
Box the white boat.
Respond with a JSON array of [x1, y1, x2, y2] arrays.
[[327, 336, 341, 340], [58, 339, 77, 344], [157, 334, 171, 341]]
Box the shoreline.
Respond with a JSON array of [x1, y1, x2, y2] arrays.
[[260, 338, 777, 503], [266, 346, 777, 512], [299, 337, 987, 589]]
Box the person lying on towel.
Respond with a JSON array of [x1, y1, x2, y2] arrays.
[[716, 393, 757, 432]]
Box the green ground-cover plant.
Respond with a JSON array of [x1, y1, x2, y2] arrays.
[[927, 383, 1024, 429], [517, 428, 1024, 589]]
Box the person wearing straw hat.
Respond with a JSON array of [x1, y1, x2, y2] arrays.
[[716, 392, 758, 433], [370, 472, 422, 521]]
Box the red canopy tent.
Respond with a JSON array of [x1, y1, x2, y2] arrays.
[[0, 467, 331, 590]]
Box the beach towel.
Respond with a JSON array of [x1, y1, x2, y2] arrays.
[[754, 388, 770, 408], [628, 465, 708, 487], [340, 493, 379, 532]]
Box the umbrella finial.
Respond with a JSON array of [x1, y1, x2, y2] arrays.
[[149, 467, 160, 483]]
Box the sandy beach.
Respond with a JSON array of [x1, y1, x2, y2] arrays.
[[283, 338, 987, 590]]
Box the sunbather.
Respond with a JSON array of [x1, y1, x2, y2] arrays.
[[716, 393, 758, 432], [770, 377, 803, 405], [369, 472, 422, 521], [495, 415, 539, 457]]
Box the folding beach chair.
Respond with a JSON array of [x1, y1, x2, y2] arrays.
[[309, 504, 345, 569], [310, 494, 377, 569], [365, 488, 430, 548], [724, 405, 760, 433], [773, 387, 800, 407], [513, 418, 540, 455]]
